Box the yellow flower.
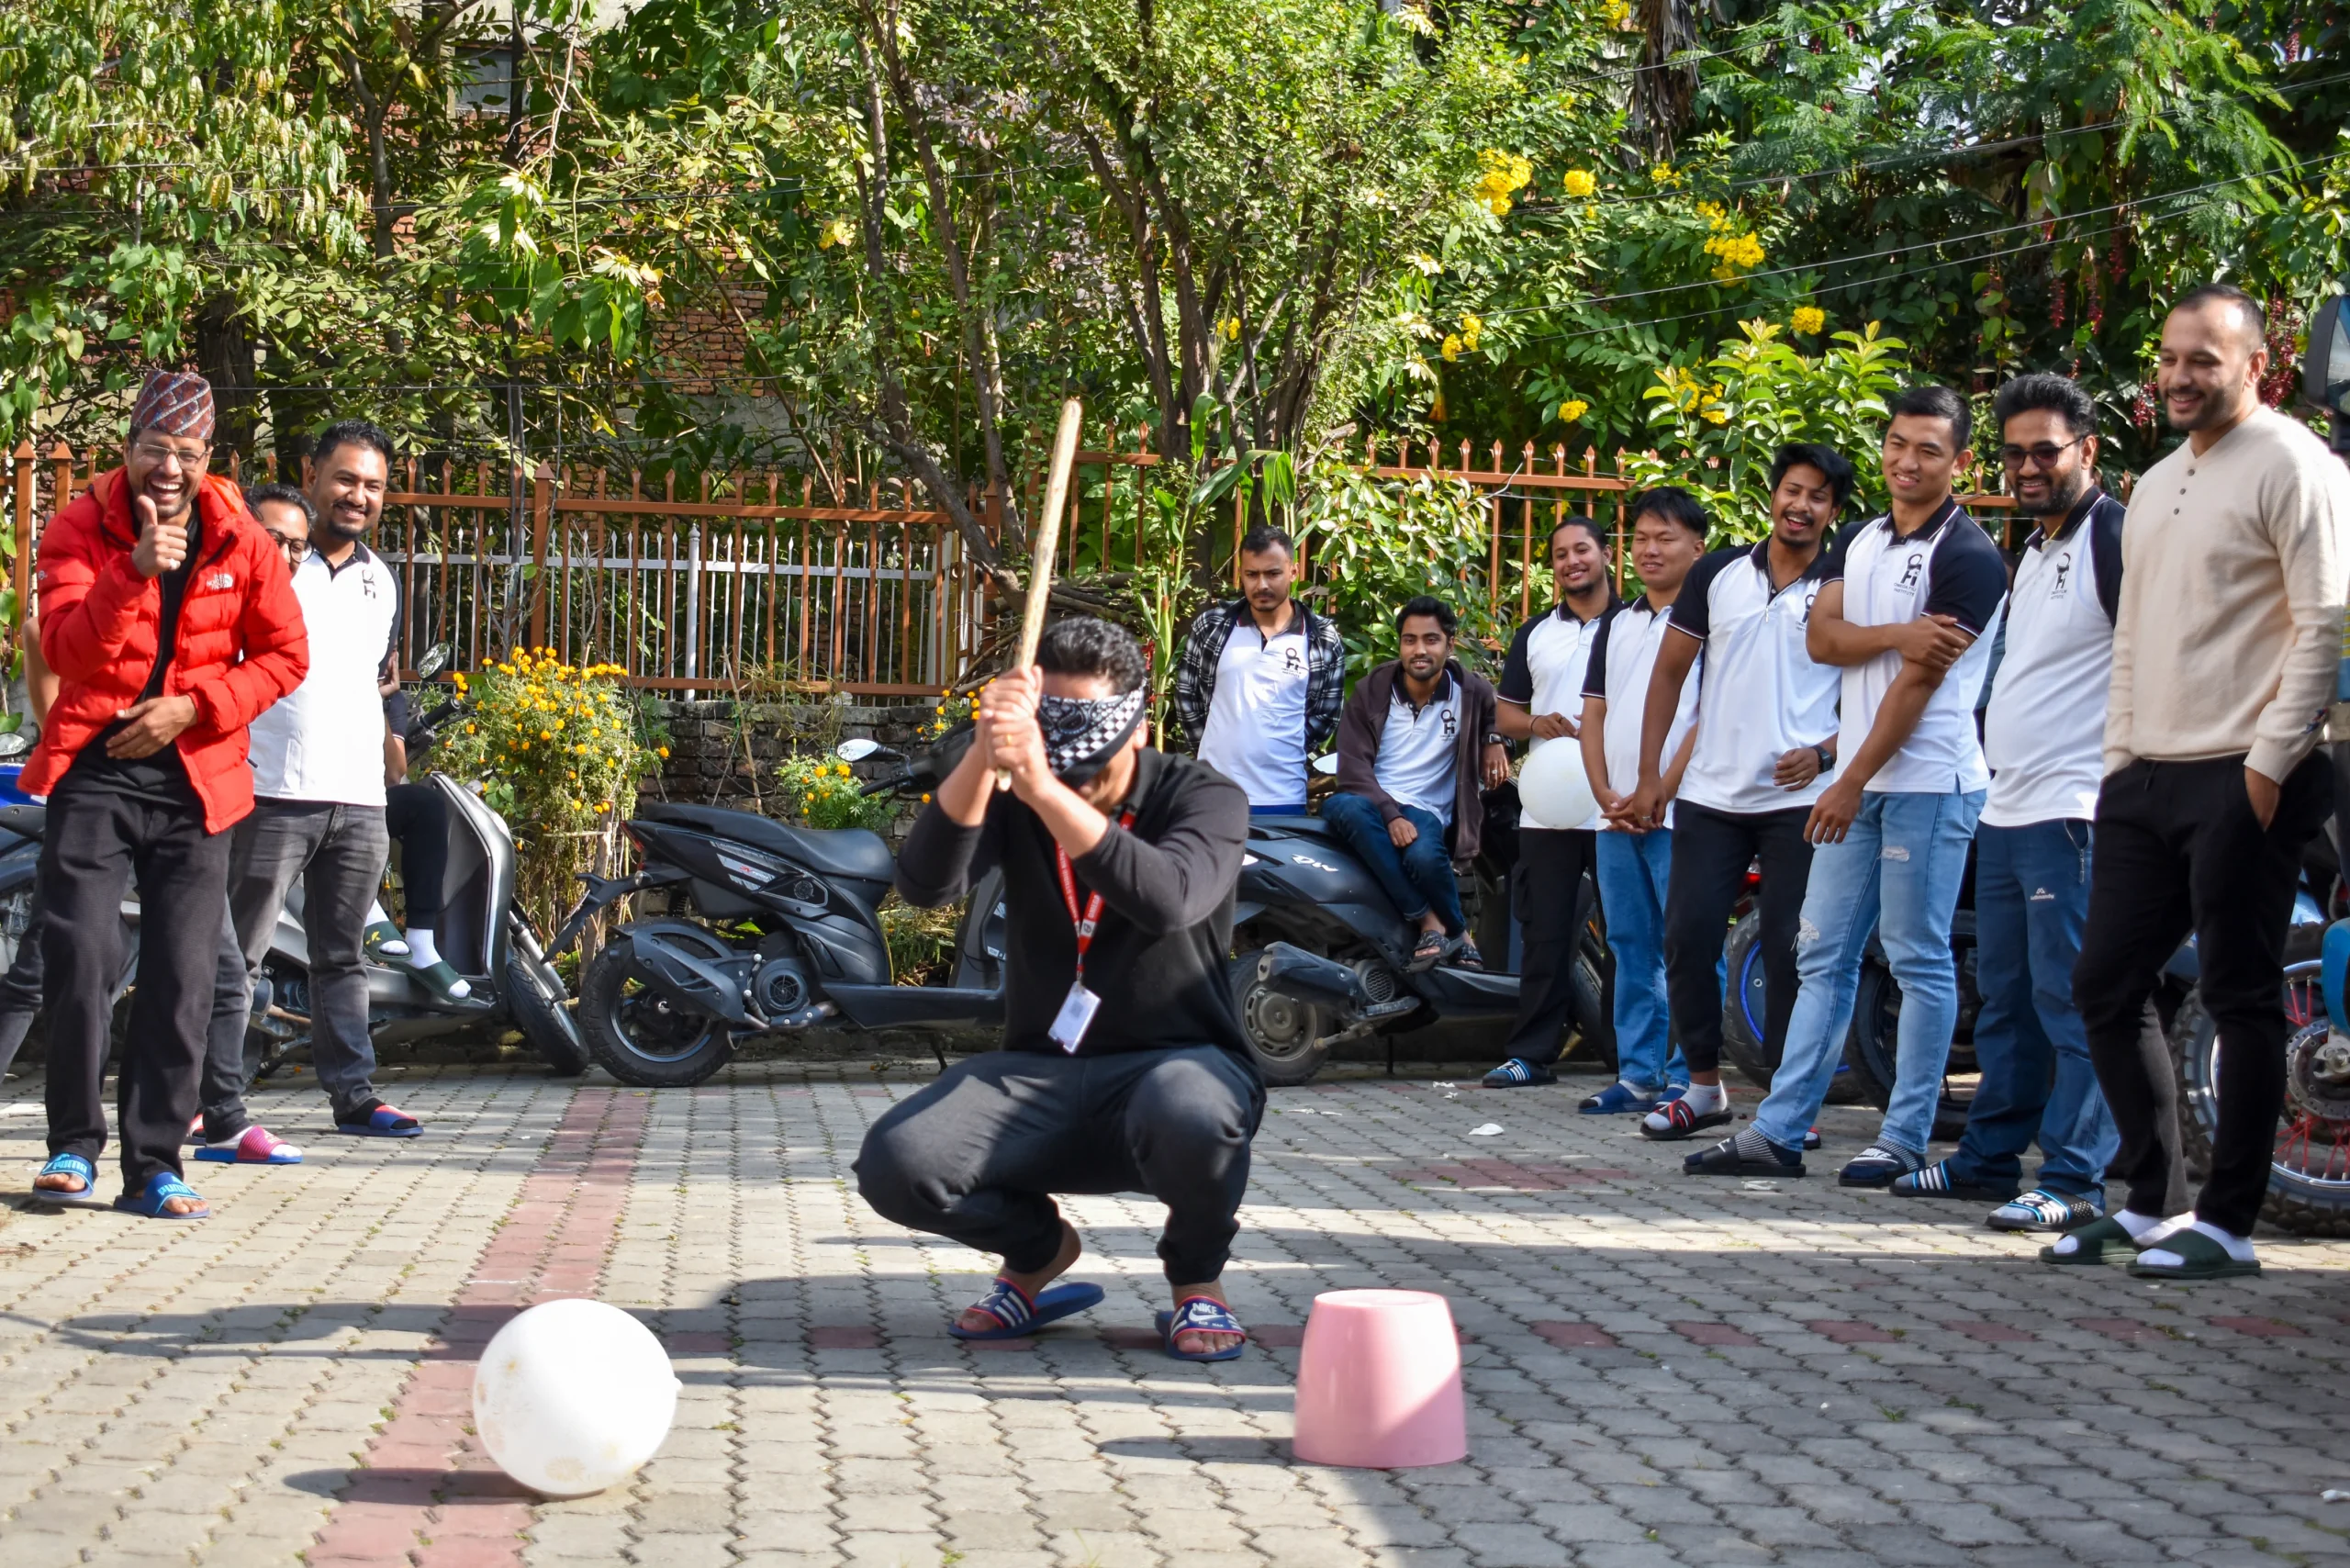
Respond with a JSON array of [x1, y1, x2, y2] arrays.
[[656, 745, 670, 758], [1459, 313, 1483, 352], [1792, 306, 1826, 335], [1441, 333, 1463, 363], [1218, 316, 1241, 342], [921, 792, 932, 803], [1558, 398, 1589, 424], [816, 215, 857, 250], [1652, 162, 1681, 187], [1703, 407, 1729, 425], [1560, 169, 1596, 199]]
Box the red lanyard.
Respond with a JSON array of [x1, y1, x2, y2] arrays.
[[1054, 809, 1136, 987]]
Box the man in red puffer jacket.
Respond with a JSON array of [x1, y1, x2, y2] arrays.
[[26, 371, 308, 1220]]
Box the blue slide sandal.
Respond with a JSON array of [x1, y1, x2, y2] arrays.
[[947, 1277, 1106, 1340], [30, 1152, 108, 1208], [112, 1170, 210, 1221], [1154, 1297, 1248, 1362]]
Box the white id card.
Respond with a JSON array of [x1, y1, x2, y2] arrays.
[[1048, 982, 1102, 1053]]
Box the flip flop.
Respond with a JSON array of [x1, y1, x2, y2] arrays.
[[194, 1126, 303, 1165], [1684, 1137, 1807, 1177], [2128, 1227, 2260, 1281], [2038, 1215, 2143, 1267], [30, 1151, 107, 1208], [112, 1170, 210, 1221], [1640, 1098, 1732, 1141], [407, 960, 477, 1004], [946, 1278, 1105, 1341], [1154, 1296, 1247, 1362], [334, 1103, 422, 1138]]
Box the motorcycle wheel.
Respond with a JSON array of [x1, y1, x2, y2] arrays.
[[578, 931, 736, 1088], [1719, 913, 1863, 1102], [506, 951, 588, 1078], [1845, 957, 1975, 1143], [1228, 948, 1331, 1087], [2170, 935, 2350, 1236]]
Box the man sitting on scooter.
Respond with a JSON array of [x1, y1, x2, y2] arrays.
[[1321, 596, 1508, 972], [856, 617, 1260, 1361]]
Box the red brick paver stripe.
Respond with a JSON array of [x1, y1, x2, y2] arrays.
[[1807, 1320, 1898, 1345], [1671, 1321, 1760, 1348], [1946, 1321, 2038, 1343], [2210, 1316, 2308, 1338], [807, 1326, 882, 1350], [1532, 1321, 1620, 1350], [308, 1088, 650, 1568], [2074, 1317, 2165, 1341]]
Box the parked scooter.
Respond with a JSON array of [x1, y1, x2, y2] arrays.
[[1230, 761, 1613, 1086], [556, 731, 1008, 1087]]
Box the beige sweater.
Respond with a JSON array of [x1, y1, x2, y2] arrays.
[[2106, 407, 2350, 782]]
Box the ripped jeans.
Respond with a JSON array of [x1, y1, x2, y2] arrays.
[[1751, 786, 1984, 1157]]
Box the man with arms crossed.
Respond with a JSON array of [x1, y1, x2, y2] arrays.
[[1891, 375, 2123, 1229], [1172, 525, 1344, 813], [1569, 487, 1707, 1114], [1483, 517, 1615, 1087], [1624, 445, 1853, 1141], [1686, 389, 2005, 1182], [859, 619, 1260, 1360], [1323, 597, 1508, 971], [227, 420, 417, 1138], [2057, 285, 2348, 1279]]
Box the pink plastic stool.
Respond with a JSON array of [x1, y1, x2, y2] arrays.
[[1292, 1289, 1466, 1468]]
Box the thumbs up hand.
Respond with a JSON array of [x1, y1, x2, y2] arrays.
[[131, 492, 188, 579]]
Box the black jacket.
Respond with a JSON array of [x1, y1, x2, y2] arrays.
[[893, 749, 1254, 1067]]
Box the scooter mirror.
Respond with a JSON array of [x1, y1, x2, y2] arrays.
[[835, 738, 881, 763], [1312, 753, 1339, 777], [416, 644, 453, 681]]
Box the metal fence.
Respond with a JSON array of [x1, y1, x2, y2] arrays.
[[4, 431, 2030, 689]]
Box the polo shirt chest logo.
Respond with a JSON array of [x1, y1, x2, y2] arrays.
[[1896, 551, 1925, 592], [1440, 706, 1457, 739], [1279, 645, 1304, 676], [2048, 556, 2072, 600]]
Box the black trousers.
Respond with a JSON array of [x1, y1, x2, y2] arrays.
[[1503, 828, 1597, 1067], [2074, 754, 2333, 1235], [385, 782, 449, 928], [39, 778, 232, 1191], [1663, 801, 1816, 1077], [855, 1045, 1264, 1284]]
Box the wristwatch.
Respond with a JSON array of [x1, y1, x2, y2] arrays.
[[1813, 743, 1835, 773], [1484, 732, 1506, 748]]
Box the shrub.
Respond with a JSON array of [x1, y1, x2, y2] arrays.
[[425, 648, 664, 931], [776, 753, 894, 833], [1297, 465, 1505, 676]]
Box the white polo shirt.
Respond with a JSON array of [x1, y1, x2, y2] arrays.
[[1582, 597, 1700, 829], [1498, 600, 1611, 832], [1668, 541, 1842, 814], [1375, 678, 1464, 825], [1983, 491, 2125, 826], [249, 541, 399, 807], [1834, 500, 2007, 795], [1196, 612, 1311, 807]]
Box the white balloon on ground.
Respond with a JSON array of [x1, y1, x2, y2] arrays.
[[472, 1299, 681, 1496], [1516, 736, 1596, 829]]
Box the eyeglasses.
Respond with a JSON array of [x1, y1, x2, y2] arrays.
[[129, 438, 212, 470], [265, 531, 311, 563], [1998, 435, 2089, 469]]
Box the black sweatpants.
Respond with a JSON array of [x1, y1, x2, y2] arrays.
[[385, 782, 449, 928], [855, 1045, 1264, 1284], [2074, 754, 2333, 1236], [1503, 828, 1597, 1067], [39, 777, 232, 1192], [1663, 801, 1815, 1076]]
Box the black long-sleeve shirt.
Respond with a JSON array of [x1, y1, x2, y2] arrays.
[[895, 747, 1254, 1067]]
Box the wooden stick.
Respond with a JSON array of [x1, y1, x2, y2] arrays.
[[999, 397, 1085, 789]]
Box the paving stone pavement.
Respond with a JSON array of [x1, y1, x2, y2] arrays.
[[5, 1061, 2350, 1568]]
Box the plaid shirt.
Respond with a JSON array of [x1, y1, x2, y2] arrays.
[[1169, 597, 1346, 755]]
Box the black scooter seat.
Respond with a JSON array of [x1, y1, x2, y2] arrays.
[[640, 801, 895, 882], [0, 804, 44, 841], [1248, 813, 1340, 839]]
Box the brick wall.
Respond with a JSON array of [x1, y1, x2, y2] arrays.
[[638, 695, 939, 830]]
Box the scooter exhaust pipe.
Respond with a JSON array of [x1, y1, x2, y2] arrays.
[[1255, 942, 1373, 1016]]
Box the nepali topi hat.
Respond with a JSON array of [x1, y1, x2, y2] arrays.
[[129, 371, 216, 442]]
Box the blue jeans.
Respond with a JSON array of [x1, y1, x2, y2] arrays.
[[1951, 820, 2117, 1197], [1249, 802, 1309, 816], [1753, 788, 1984, 1155], [1594, 830, 1688, 1092], [1321, 793, 1465, 935]]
